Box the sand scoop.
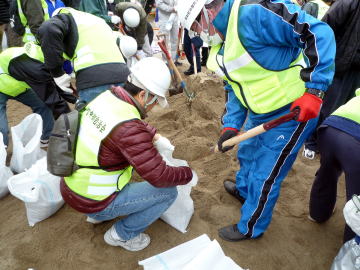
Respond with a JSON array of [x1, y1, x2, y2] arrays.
[[157, 38, 196, 104]]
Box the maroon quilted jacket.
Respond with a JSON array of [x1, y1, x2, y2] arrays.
[[61, 86, 193, 213]]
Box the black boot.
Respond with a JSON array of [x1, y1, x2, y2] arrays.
[[218, 224, 263, 242], [223, 180, 245, 204], [184, 68, 194, 76]]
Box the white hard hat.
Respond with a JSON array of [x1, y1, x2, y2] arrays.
[[113, 33, 138, 58], [123, 8, 140, 28], [129, 57, 171, 108], [177, 0, 208, 30]]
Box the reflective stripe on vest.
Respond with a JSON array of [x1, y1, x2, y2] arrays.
[[207, 0, 306, 114], [332, 89, 360, 124], [0, 48, 30, 96], [64, 90, 141, 201], [24, 42, 45, 62], [17, 0, 49, 43], [58, 8, 125, 72]]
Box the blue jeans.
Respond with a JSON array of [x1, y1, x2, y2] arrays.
[[78, 83, 124, 104], [87, 182, 178, 240], [0, 89, 54, 146]]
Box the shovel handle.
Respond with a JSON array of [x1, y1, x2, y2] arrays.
[[214, 109, 299, 153]]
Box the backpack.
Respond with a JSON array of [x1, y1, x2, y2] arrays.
[[9, 0, 26, 36], [47, 108, 82, 177]]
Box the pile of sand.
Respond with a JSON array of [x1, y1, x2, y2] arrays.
[[0, 70, 347, 270]]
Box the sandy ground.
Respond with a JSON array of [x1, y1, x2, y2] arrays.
[[0, 65, 347, 270]]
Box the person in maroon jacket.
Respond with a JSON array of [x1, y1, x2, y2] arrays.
[[60, 57, 194, 252]]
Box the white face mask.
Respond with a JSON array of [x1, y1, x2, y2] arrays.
[[199, 31, 223, 46]]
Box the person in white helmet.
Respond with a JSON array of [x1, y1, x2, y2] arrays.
[[113, 31, 139, 68], [114, 2, 153, 57], [60, 57, 195, 252]]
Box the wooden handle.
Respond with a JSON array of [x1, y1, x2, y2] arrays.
[[158, 39, 184, 82], [214, 110, 299, 153], [192, 44, 197, 75], [214, 125, 265, 153]]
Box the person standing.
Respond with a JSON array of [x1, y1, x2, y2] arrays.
[[156, 0, 178, 61], [0, 0, 10, 51], [303, 0, 360, 159], [178, 0, 335, 241]]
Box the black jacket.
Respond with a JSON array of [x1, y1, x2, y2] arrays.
[[322, 0, 360, 74], [38, 13, 130, 90], [0, 0, 10, 24]]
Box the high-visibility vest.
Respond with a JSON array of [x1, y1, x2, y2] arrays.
[[0, 48, 30, 96], [312, 0, 330, 19], [0, 43, 45, 96], [57, 8, 125, 72], [17, 0, 49, 43], [207, 0, 305, 114], [64, 90, 141, 201], [332, 89, 360, 125]]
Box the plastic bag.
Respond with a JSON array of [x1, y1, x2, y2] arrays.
[[154, 136, 198, 233], [7, 157, 64, 226], [10, 114, 46, 173], [0, 133, 13, 199], [330, 238, 360, 270], [344, 195, 360, 236], [138, 234, 247, 270]]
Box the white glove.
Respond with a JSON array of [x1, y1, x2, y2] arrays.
[[111, 15, 121, 24], [54, 74, 73, 93], [136, 49, 146, 59], [189, 170, 198, 187]]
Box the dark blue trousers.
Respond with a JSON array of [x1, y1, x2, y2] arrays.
[[309, 126, 360, 242], [183, 29, 201, 72]]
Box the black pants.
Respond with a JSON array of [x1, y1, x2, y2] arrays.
[[305, 67, 360, 151], [183, 29, 201, 72], [9, 55, 72, 119], [309, 126, 360, 242]]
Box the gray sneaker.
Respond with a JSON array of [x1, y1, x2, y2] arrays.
[[303, 147, 315, 160], [104, 225, 150, 252]]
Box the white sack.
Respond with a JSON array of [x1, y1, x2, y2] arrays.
[[0, 133, 13, 199], [139, 234, 212, 270], [138, 234, 247, 270], [10, 114, 46, 173], [344, 195, 360, 236], [8, 157, 64, 226], [154, 136, 198, 233]]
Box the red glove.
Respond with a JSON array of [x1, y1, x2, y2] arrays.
[[290, 93, 322, 122]]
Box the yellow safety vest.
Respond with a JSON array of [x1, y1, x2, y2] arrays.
[[57, 8, 125, 72], [0, 47, 30, 96], [17, 0, 49, 43], [332, 89, 360, 125], [207, 0, 306, 114], [65, 90, 141, 201]]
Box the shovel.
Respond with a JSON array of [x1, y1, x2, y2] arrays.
[[158, 38, 196, 103], [214, 109, 300, 153]]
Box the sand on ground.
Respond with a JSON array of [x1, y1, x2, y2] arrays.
[[0, 66, 346, 270]]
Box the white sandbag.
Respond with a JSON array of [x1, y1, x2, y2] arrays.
[[138, 234, 247, 270], [0, 133, 13, 199], [7, 157, 64, 226], [154, 136, 198, 233], [330, 238, 360, 270], [10, 114, 46, 173], [183, 240, 245, 270], [343, 195, 360, 235], [139, 234, 212, 270]]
